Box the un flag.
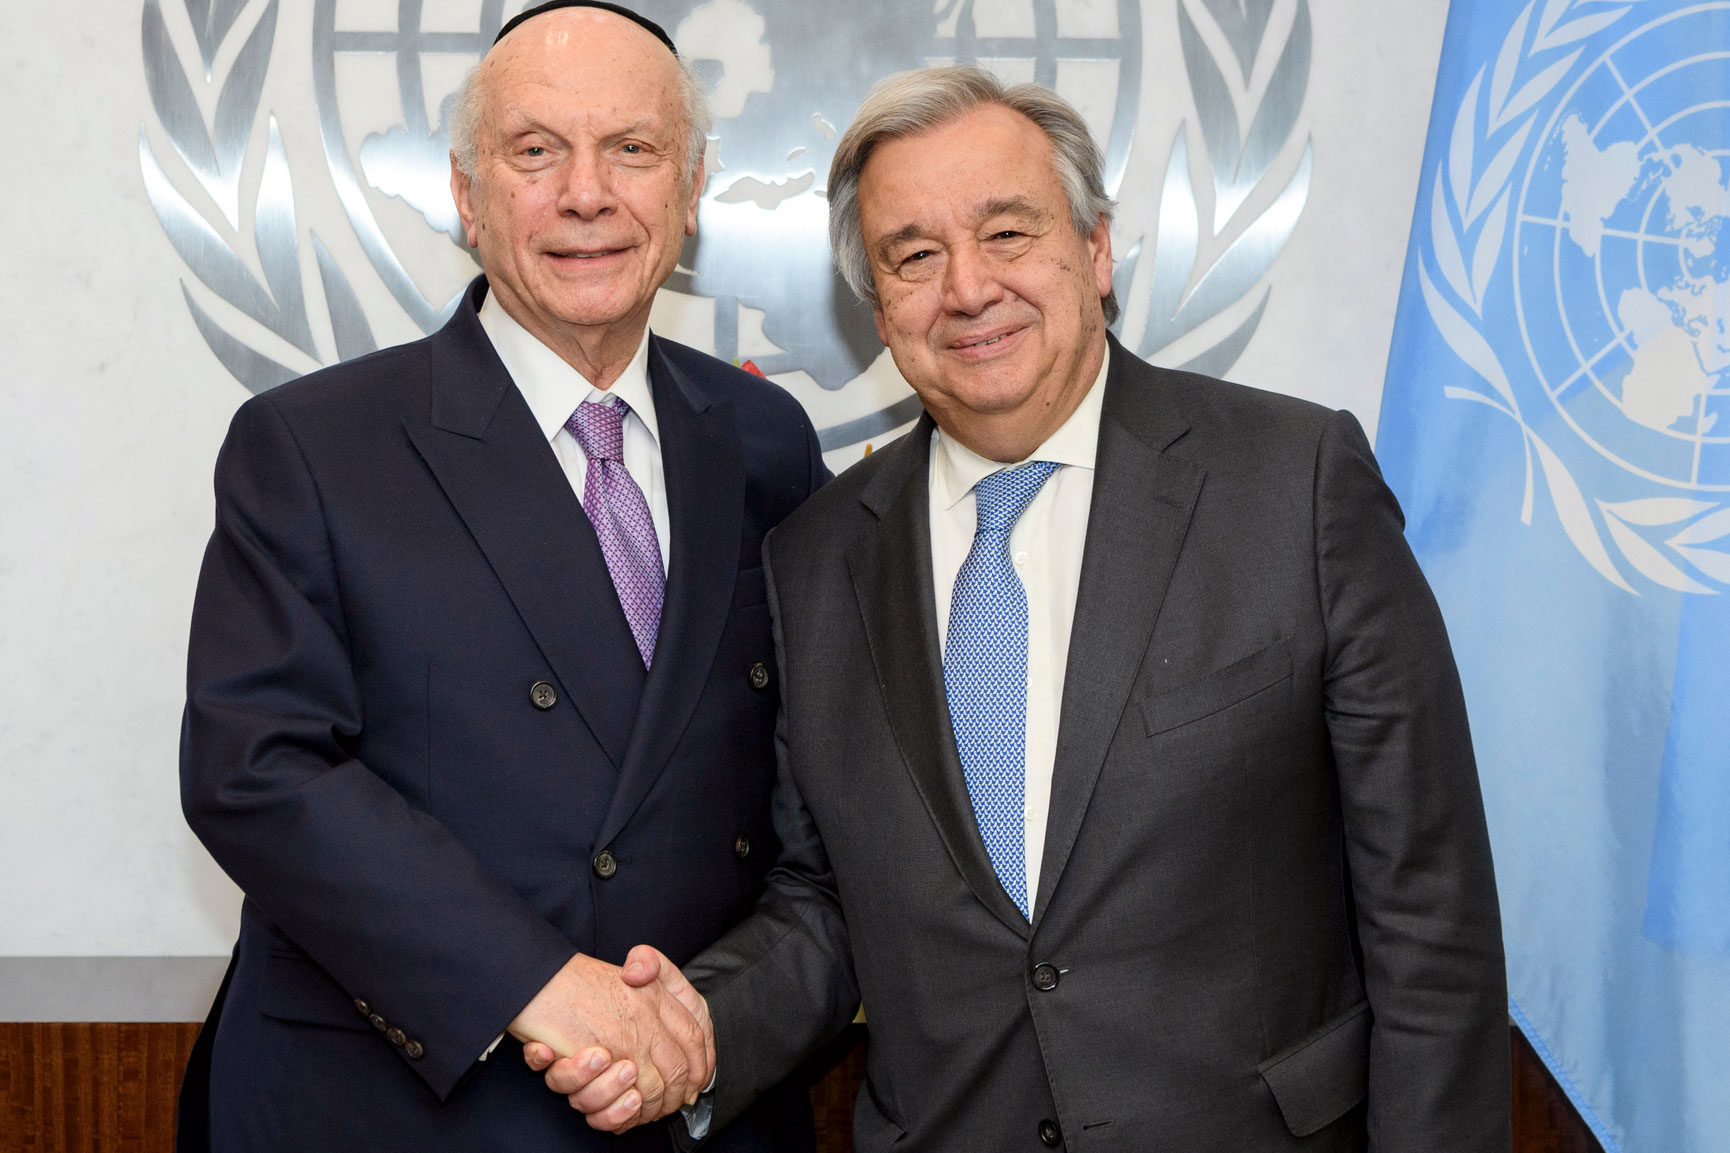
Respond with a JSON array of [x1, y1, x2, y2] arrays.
[[1377, 2, 1730, 1150]]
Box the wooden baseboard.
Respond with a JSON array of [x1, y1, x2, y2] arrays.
[[0, 1022, 1598, 1152], [0, 1023, 200, 1152]]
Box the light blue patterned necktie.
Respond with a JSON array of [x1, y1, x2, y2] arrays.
[[944, 460, 1061, 920]]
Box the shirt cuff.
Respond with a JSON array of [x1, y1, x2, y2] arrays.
[[478, 1033, 505, 1062], [679, 1067, 719, 1140]]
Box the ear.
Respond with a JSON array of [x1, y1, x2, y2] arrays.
[[685, 155, 705, 238], [1087, 213, 1113, 301], [872, 304, 890, 347], [451, 156, 481, 249]]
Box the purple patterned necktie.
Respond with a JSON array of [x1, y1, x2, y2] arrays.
[[567, 398, 664, 667]]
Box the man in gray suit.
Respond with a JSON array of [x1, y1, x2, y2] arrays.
[[539, 66, 1511, 1150]]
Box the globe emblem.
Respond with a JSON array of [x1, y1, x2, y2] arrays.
[[1514, 4, 1730, 491], [311, 0, 1141, 454]]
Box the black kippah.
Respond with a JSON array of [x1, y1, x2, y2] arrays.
[[494, 1, 678, 55]]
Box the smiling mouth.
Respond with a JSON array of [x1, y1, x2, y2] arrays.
[[548, 248, 628, 260], [952, 326, 1024, 353]]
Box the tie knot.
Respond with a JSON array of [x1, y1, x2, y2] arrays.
[[973, 461, 1060, 534], [567, 398, 630, 462]]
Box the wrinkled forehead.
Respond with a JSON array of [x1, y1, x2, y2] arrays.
[[477, 8, 684, 126], [861, 105, 1055, 184], [858, 108, 1061, 228]]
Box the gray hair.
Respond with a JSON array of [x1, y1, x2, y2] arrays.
[[828, 66, 1118, 323], [449, 51, 712, 186]]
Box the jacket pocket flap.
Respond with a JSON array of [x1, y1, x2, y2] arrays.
[[1256, 1000, 1371, 1137], [1141, 638, 1293, 737], [260, 950, 372, 1032]]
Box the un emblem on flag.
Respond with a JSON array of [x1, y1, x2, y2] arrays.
[[1421, 1, 1730, 594]]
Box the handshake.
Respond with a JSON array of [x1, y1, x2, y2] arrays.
[[508, 945, 711, 1133]]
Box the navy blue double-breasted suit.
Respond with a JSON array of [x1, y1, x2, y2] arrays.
[[178, 277, 827, 1151]]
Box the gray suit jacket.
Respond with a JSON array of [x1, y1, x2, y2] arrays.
[[685, 338, 1510, 1152]]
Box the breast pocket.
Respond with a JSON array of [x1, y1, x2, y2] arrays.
[[1139, 637, 1294, 738]]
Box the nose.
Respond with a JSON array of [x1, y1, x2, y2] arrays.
[[941, 241, 1003, 316], [556, 147, 615, 219]]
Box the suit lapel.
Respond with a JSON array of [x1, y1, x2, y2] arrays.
[[1034, 341, 1204, 923], [849, 421, 1032, 937], [596, 340, 744, 848], [403, 283, 644, 769]]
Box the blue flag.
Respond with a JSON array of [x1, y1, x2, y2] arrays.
[[1378, 1, 1730, 1149]]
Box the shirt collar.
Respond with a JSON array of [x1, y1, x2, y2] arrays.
[[931, 341, 1110, 513], [478, 286, 659, 446]]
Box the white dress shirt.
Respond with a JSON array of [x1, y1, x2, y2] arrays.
[[929, 345, 1109, 910], [478, 290, 670, 572], [470, 293, 670, 1068]]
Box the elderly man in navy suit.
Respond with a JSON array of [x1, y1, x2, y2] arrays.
[[176, 3, 825, 1149]]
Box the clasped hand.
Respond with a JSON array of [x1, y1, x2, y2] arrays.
[[510, 945, 711, 1132]]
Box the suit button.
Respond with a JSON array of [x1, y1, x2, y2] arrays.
[[734, 834, 751, 860], [593, 849, 618, 879], [530, 680, 558, 710], [386, 1027, 406, 1047], [352, 998, 370, 1018], [404, 1039, 424, 1060], [1032, 963, 1059, 991], [368, 1013, 387, 1032], [1038, 1118, 1062, 1147], [748, 662, 770, 690]]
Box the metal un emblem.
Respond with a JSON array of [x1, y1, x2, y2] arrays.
[[141, 0, 1313, 459], [1420, 0, 1730, 594]]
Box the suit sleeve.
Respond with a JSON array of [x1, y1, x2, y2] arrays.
[[179, 396, 576, 1100], [678, 532, 860, 1138], [1314, 409, 1511, 1151]]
